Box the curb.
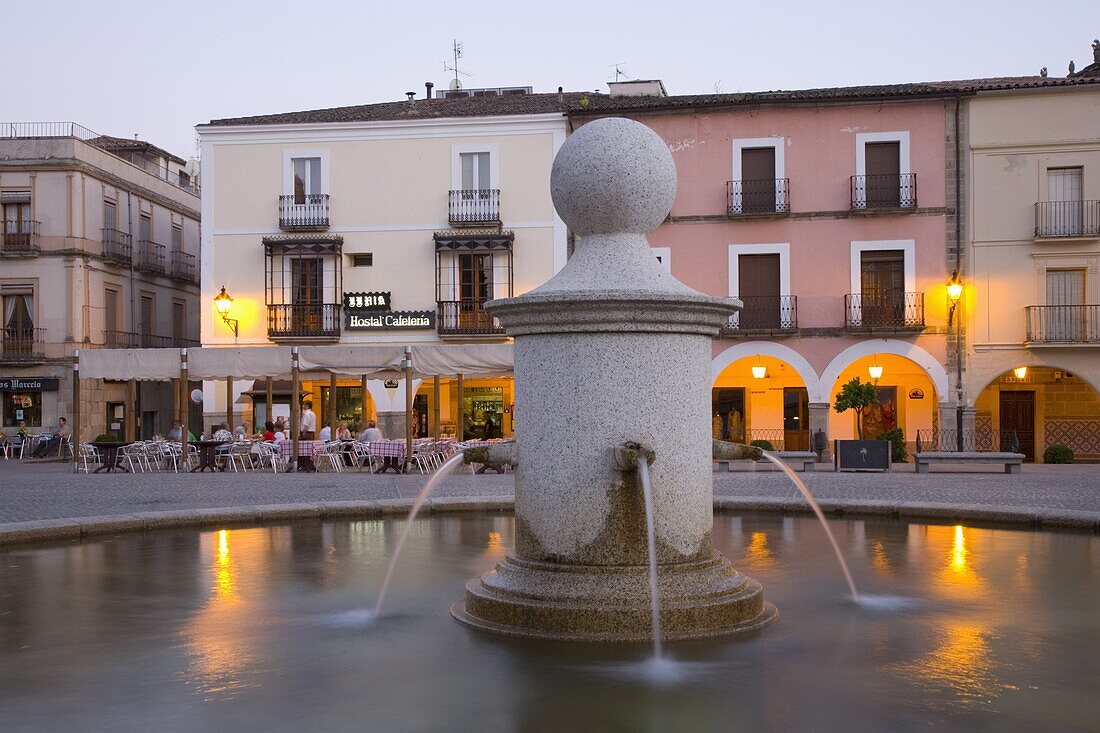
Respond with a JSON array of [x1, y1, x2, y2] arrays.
[[0, 496, 1096, 548]]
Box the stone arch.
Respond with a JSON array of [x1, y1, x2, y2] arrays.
[[711, 342, 823, 400], [968, 359, 1100, 406], [819, 340, 949, 403]]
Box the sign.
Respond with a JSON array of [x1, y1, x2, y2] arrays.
[[0, 377, 59, 391], [383, 379, 400, 389], [834, 439, 891, 472], [908, 388, 925, 400], [343, 291, 391, 312], [345, 310, 436, 331]]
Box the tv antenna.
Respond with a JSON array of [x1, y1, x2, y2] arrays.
[[443, 39, 472, 88], [609, 63, 629, 82]]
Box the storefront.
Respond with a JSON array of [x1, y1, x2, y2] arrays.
[[1, 376, 59, 428]]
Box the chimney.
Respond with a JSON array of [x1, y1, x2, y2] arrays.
[[557, 86, 563, 103], [406, 91, 416, 103], [426, 81, 435, 99]]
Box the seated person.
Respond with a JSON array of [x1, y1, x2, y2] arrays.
[[32, 417, 70, 458], [359, 421, 384, 443], [261, 421, 277, 442], [335, 422, 352, 441], [319, 424, 332, 442], [212, 423, 234, 442]]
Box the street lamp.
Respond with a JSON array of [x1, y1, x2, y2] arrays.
[[868, 356, 883, 382], [1014, 366, 1028, 380], [213, 286, 239, 337], [946, 270, 963, 327]]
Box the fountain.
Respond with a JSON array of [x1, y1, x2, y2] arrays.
[[451, 117, 777, 640]]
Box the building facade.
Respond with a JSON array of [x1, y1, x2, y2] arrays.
[[196, 89, 578, 438], [965, 60, 1100, 461], [0, 123, 200, 440]]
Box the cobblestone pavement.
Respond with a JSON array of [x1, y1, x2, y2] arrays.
[[0, 459, 1096, 523]]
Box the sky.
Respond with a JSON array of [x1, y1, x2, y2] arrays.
[[2, 0, 1096, 159]]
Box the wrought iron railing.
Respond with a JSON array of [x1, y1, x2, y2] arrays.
[[170, 250, 196, 282], [1, 220, 40, 253], [743, 429, 810, 452], [845, 291, 924, 330], [850, 173, 917, 210], [104, 331, 199, 348], [267, 303, 341, 338], [1025, 305, 1100, 344], [0, 327, 45, 361], [437, 300, 505, 336], [726, 179, 790, 215], [278, 194, 330, 230], [138, 239, 166, 273], [725, 295, 798, 332], [448, 189, 500, 223], [101, 228, 132, 264], [1033, 200, 1100, 238], [915, 429, 1023, 454]]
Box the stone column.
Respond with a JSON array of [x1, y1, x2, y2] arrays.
[[961, 406, 977, 445], [808, 402, 832, 462]]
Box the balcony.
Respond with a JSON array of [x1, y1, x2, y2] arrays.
[[1, 220, 40, 254], [726, 179, 790, 216], [138, 239, 166, 273], [170, 250, 196, 282], [1034, 201, 1100, 239], [448, 189, 500, 225], [278, 194, 330, 231], [844, 292, 925, 331], [101, 228, 132, 264], [104, 330, 200, 349], [437, 301, 505, 337], [850, 174, 917, 211], [0, 327, 46, 363], [723, 295, 798, 334], [267, 303, 341, 340], [1025, 305, 1100, 345]]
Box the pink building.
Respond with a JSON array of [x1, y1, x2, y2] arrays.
[[573, 83, 961, 457]]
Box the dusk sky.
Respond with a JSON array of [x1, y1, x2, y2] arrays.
[[2, 0, 1095, 159]]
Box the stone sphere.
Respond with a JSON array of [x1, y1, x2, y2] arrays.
[[551, 117, 676, 235]]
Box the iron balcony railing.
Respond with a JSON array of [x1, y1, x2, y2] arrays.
[[1033, 200, 1100, 238], [724, 295, 798, 332], [1, 220, 40, 253], [448, 189, 501, 224], [1025, 305, 1100, 344], [101, 228, 132, 264], [437, 301, 505, 336], [744, 428, 810, 452], [726, 179, 790, 215], [138, 239, 166, 273], [278, 194, 329, 231], [0, 327, 46, 361], [170, 250, 196, 282], [267, 303, 341, 339], [850, 173, 917, 210], [916, 429, 1024, 454], [845, 291, 925, 330], [104, 331, 200, 348]]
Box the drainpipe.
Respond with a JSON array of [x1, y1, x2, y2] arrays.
[[954, 96, 964, 452]]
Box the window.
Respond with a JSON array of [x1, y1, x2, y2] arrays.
[[263, 238, 342, 338], [172, 300, 186, 346], [1, 192, 33, 250], [731, 138, 787, 214], [848, 240, 920, 329], [1045, 269, 1087, 341], [1047, 168, 1085, 236], [352, 253, 373, 267], [103, 201, 117, 231], [783, 387, 809, 450], [104, 288, 120, 341], [854, 132, 913, 209], [727, 244, 792, 330], [140, 294, 155, 347], [2, 292, 35, 354], [139, 214, 151, 244], [460, 152, 491, 191], [171, 225, 182, 253], [435, 231, 512, 335], [292, 157, 322, 204]]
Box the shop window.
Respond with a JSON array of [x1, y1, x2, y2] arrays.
[[319, 384, 366, 432], [711, 388, 745, 442], [5, 391, 42, 427], [464, 386, 504, 439]]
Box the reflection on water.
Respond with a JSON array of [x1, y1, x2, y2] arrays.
[[0, 515, 1096, 732]]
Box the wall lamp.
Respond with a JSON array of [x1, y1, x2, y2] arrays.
[[1014, 366, 1028, 380], [213, 286, 239, 337], [946, 270, 964, 327], [751, 357, 767, 379], [867, 361, 884, 382]]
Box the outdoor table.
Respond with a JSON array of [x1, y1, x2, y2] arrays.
[[190, 440, 228, 472], [89, 441, 132, 473], [370, 440, 409, 474], [275, 440, 322, 472]]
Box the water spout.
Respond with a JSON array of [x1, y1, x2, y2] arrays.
[[635, 447, 664, 660], [713, 439, 763, 462]]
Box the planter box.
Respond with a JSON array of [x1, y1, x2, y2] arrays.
[[834, 439, 891, 472]]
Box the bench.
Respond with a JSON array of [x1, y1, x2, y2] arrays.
[[715, 451, 817, 473], [914, 451, 1025, 474]]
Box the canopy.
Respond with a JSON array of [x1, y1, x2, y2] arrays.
[[77, 343, 514, 380]]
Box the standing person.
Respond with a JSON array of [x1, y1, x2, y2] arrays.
[[359, 421, 383, 443], [32, 417, 69, 458], [300, 401, 317, 440]]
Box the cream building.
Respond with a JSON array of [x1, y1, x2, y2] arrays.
[[196, 87, 583, 437], [0, 123, 200, 442], [965, 54, 1100, 461]]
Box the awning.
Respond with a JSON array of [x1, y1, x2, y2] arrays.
[[434, 230, 514, 251], [262, 235, 343, 255], [78, 348, 180, 381], [235, 380, 308, 404]]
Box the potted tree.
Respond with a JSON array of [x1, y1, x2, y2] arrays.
[[833, 377, 891, 471]]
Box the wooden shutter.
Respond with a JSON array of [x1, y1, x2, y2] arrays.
[[865, 142, 900, 207], [738, 254, 781, 328], [860, 250, 904, 327], [741, 148, 776, 213]]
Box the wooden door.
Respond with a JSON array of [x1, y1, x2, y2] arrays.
[[865, 142, 900, 207], [740, 148, 776, 213], [999, 391, 1035, 462], [291, 257, 322, 331], [860, 250, 904, 327], [738, 253, 781, 328]]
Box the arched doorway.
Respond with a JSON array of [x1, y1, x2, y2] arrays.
[[712, 349, 815, 451], [973, 366, 1100, 462]]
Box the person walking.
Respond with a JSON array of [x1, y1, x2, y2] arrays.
[[300, 401, 317, 440]]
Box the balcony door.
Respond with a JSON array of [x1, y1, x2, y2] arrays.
[[3, 294, 34, 352], [1046, 269, 1086, 341], [459, 253, 494, 328], [865, 142, 901, 208], [860, 250, 905, 327], [292, 257, 323, 331], [2, 198, 32, 249], [1048, 168, 1084, 236], [740, 148, 776, 213], [738, 254, 781, 329], [459, 152, 493, 220]]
